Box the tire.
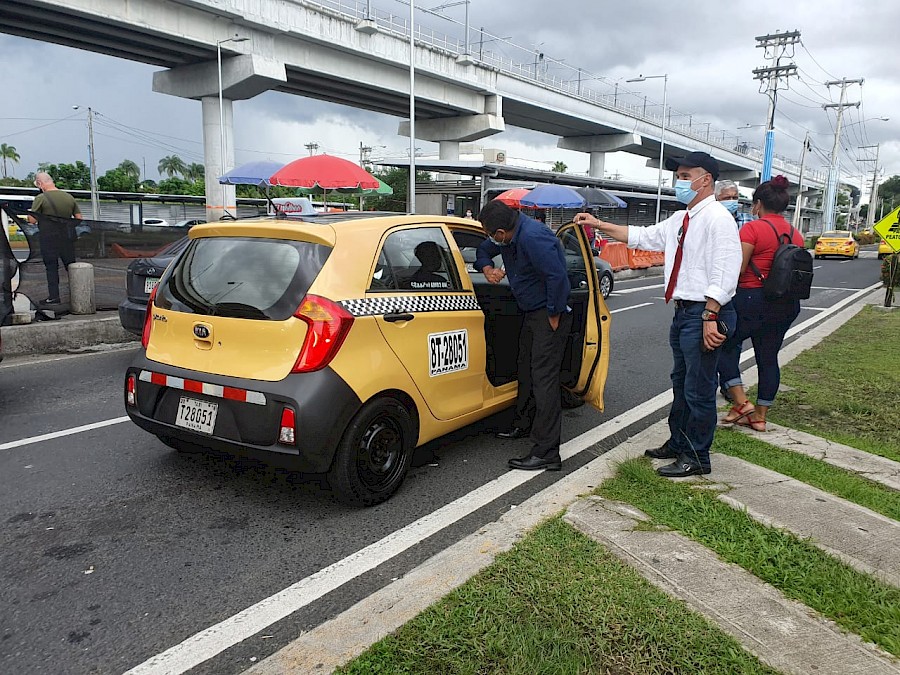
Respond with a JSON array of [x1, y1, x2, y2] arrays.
[[598, 271, 613, 299], [328, 397, 414, 506]]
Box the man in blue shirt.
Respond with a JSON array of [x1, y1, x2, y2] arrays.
[[476, 200, 572, 471]]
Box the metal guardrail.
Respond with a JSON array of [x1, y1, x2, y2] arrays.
[[311, 0, 825, 183]]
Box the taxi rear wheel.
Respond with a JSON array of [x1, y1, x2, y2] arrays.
[[598, 271, 613, 299], [329, 397, 413, 506]]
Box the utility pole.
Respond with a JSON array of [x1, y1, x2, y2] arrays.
[[304, 142, 319, 156], [358, 142, 373, 169], [822, 78, 863, 230], [86, 107, 99, 220], [752, 30, 799, 182], [859, 143, 880, 229], [792, 131, 810, 231]]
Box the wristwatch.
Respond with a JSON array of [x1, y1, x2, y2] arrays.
[[701, 309, 719, 321]]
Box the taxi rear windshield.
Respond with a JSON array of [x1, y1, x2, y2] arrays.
[[155, 237, 331, 320]]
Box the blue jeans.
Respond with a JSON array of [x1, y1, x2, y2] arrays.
[[667, 301, 737, 470], [719, 288, 800, 406]]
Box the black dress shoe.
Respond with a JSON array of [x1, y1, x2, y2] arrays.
[[657, 460, 711, 477], [644, 442, 677, 460], [496, 426, 530, 440], [508, 454, 562, 471]]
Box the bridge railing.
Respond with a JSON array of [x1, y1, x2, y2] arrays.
[[312, 1, 825, 183]]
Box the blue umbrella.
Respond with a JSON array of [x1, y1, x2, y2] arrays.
[[520, 184, 586, 208], [218, 160, 286, 187]]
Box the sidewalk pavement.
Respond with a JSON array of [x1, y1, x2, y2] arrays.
[[1, 266, 665, 358], [246, 288, 900, 675]]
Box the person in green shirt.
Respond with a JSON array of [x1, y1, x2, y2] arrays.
[[28, 172, 82, 306]]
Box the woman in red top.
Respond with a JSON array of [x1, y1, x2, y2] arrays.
[[718, 176, 803, 431]]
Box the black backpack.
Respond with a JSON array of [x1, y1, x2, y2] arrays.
[[748, 219, 814, 301]]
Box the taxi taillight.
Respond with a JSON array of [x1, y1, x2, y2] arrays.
[[278, 407, 296, 445], [291, 295, 354, 373], [126, 373, 137, 407], [141, 286, 158, 349]]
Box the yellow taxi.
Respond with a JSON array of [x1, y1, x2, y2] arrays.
[[124, 213, 610, 505], [879, 238, 897, 259], [814, 230, 859, 260]]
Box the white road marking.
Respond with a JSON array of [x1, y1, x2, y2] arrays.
[[610, 283, 664, 295], [610, 302, 653, 314], [123, 280, 883, 675], [813, 265, 823, 270], [802, 307, 827, 311], [810, 286, 859, 291], [0, 343, 139, 370], [0, 417, 130, 451]]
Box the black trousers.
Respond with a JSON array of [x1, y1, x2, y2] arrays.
[[39, 226, 76, 301], [512, 308, 573, 459]]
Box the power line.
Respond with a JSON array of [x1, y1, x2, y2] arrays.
[[799, 40, 838, 81]]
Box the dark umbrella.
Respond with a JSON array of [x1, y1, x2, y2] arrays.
[[575, 186, 627, 208]]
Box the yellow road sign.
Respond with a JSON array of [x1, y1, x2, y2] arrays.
[[874, 206, 900, 253]]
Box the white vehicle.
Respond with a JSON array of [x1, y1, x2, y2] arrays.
[[142, 217, 170, 228], [171, 219, 206, 229]]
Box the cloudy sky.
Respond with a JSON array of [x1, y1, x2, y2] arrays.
[[2, 0, 899, 200]]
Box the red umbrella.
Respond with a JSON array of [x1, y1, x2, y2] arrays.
[[269, 154, 380, 189], [493, 188, 532, 208]]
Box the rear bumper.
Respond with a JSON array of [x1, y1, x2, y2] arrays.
[[118, 299, 146, 336], [125, 353, 363, 473]]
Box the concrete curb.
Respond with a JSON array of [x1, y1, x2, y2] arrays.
[[3, 314, 136, 356]]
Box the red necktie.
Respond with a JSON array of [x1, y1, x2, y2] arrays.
[[664, 212, 690, 303]]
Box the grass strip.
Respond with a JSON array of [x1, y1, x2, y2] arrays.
[[598, 459, 900, 658], [769, 306, 900, 463], [713, 428, 900, 521], [336, 517, 778, 675]]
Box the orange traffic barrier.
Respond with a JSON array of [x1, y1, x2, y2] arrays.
[[111, 242, 169, 258], [600, 241, 629, 271], [626, 248, 654, 269], [650, 251, 665, 267]]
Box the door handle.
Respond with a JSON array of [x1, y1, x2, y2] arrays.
[[383, 312, 415, 322]]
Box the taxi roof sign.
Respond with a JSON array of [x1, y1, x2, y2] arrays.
[[874, 205, 900, 253]]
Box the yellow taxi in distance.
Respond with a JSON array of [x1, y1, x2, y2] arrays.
[[124, 213, 610, 505], [814, 230, 859, 260], [879, 238, 896, 259]]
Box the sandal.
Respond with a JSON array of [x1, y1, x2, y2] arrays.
[[721, 401, 754, 425], [735, 415, 766, 432]]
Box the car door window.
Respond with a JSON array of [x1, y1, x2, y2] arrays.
[[558, 228, 591, 291], [369, 227, 462, 292], [452, 230, 501, 272]]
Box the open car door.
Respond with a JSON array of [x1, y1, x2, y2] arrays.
[[556, 222, 611, 412]]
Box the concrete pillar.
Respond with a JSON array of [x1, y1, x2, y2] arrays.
[[68, 262, 95, 315], [439, 141, 460, 161], [202, 97, 236, 221], [589, 152, 606, 179]]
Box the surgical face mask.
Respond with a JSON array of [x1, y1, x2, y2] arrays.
[[490, 233, 509, 247], [674, 174, 708, 205], [721, 199, 739, 215]]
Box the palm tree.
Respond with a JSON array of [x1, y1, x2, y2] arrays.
[[0, 143, 21, 178], [117, 159, 141, 181], [157, 155, 187, 179], [551, 161, 568, 173], [185, 162, 205, 182]]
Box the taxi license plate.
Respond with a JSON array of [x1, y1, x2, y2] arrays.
[[429, 329, 468, 377], [175, 397, 218, 434], [144, 277, 160, 293]]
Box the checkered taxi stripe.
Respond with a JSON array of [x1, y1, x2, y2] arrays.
[[339, 295, 481, 317], [139, 370, 267, 406]]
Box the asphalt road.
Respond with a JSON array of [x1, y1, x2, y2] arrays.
[[0, 250, 884, 675]]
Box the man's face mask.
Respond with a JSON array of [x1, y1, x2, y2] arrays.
[[720, 199, 740, 215], [490, 231, 510, 247]]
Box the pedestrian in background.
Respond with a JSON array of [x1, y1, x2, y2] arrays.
[[719, 175, 802, 432], [575, 152, 741, 477], [715, 180, 753, 228], [27, 172, 82, 306], [476, 200, 572, 472]]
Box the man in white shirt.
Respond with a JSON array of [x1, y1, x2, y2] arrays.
[[575, 152, 741, 477]]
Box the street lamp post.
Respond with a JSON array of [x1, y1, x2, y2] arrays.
[[627, 74, 668, 223], [409, 0, 416, 213], [216, 36, 249, 181]]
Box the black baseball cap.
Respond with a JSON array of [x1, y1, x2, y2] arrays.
[[664, 151, 720, 181]]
